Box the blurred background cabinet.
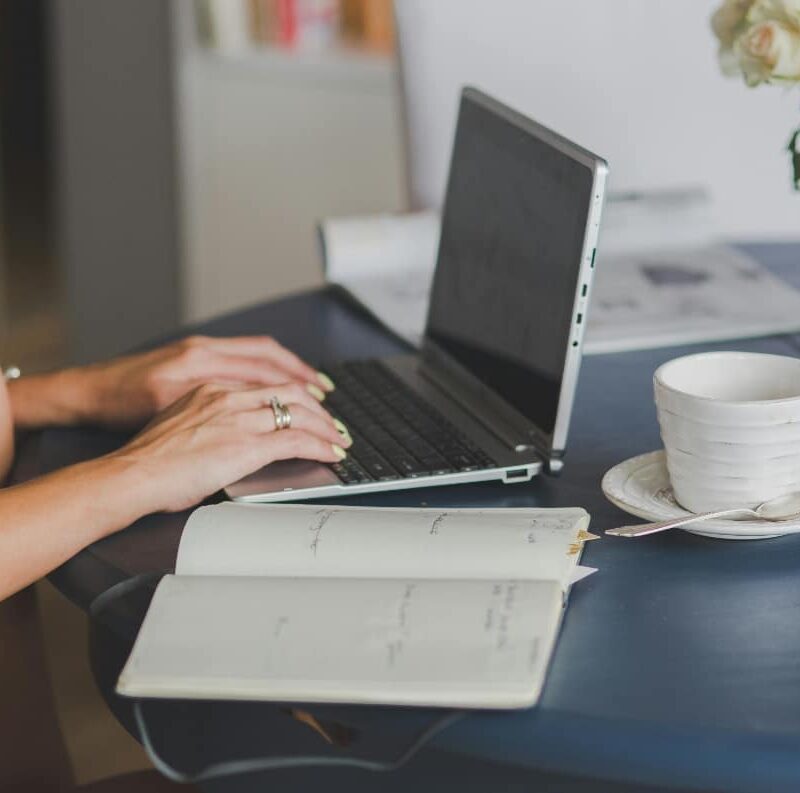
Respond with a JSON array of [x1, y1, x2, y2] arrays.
[[27, 0, 405, 364], [173, 1, 405, 323]]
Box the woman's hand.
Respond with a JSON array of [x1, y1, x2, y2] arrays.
[[0, 380, 13, 482], [111, 382, 349, 513], [7, 335, 335, 430], [0, 381, 351, 599]]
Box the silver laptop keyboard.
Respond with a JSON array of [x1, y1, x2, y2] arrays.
[[324, 360, 497, 485]]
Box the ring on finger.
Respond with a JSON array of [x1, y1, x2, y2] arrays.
[[270, 396, 292, 431]]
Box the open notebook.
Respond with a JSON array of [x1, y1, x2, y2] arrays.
[[117, 503, 595, 709]]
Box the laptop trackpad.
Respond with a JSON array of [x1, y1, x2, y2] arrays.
[[225, 459, 340, 500]]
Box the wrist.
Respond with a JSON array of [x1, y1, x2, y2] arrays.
[[0, 380, 13, 481], [79, 451, 166, 531], [17, 451, 166, 550], [102, 446, 171, 517], [7, 367, 99, 429]]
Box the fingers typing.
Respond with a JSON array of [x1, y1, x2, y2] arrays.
[[184, 335, 328, 390]]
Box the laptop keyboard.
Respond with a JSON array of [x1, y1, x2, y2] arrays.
[[323, 360, 497, 485]]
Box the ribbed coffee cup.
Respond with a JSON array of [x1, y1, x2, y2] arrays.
[[654, 352, 800, 513]]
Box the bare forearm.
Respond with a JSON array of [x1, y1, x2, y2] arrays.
[[7, 368, 100, 429], [0, 371, 345, 600], [6, 369, 96, 429], [0, 381, 14, 481], [0, 455, 156, 600], [5, 334, 335, 432]]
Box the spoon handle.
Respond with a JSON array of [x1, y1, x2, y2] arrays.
[[606, 507, 757, 537]]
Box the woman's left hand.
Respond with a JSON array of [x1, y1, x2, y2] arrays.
[[0, 379, 13, 480], [7, 335, 335, 429]]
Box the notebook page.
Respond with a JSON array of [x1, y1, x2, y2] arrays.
[[176, 503, 590, 584], [117, 574, 564, 709]]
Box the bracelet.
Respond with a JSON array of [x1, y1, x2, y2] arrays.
[[2, 365, 21, 382]]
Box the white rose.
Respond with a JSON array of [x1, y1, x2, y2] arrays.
[[747, 0, 800, 29], [734, 19, 800, 84], [712, 0, 757, 47]]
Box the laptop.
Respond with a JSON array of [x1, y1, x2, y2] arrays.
[[227, 87, 608, 503]]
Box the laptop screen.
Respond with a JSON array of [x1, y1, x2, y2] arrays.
[[425, 91, 595, 441]]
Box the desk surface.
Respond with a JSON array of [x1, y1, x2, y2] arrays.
[[15, 243, 800, 793]]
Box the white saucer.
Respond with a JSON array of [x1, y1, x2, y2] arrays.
[[601, 450, 800, 540]]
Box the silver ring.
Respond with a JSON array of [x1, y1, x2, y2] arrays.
[[270, 396, 292, 431]]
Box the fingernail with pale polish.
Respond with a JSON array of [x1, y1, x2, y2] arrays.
[[332, 444, 347, 460], [317, 372, 335, 392], [307, 383, 326, 401], [333, 420, 353, 447]]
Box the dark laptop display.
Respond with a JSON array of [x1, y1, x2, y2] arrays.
[[426, 94, 595, 438]]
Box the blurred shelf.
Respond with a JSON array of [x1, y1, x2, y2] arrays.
[[173, 2, 404, 322], [191, 44, 396, 89]]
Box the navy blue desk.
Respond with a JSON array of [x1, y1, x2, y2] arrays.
[[15, 244, 800, 793]]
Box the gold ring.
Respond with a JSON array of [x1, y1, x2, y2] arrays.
[[270, 396, 292, 430]]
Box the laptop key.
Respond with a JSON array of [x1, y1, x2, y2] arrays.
[[418, 455, 455, 475], [331, 459, 372, 484], [448, 452, 482, 471], [349, 442, 400, 481], [404, 439, 439, 458], [355, 456, 399, 481], [383, 451, 429, 477]]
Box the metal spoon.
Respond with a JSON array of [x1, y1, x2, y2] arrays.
[[606, 491, 800, 538]]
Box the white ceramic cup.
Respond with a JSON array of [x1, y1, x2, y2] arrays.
[[653, 351, 800, 513]]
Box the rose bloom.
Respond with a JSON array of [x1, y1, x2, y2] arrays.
[[748, 0, 800, 29], [735, 18, 800, 84], [712, 0, 800, 84], [712, 0, 756, 49]]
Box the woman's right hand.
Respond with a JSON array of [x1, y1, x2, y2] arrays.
[[0, 380, 352, 600], [112, 382, 351, 514]]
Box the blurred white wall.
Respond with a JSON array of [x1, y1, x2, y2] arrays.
[[395, 0, 800, 239], [173, 2, 405, 322]]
